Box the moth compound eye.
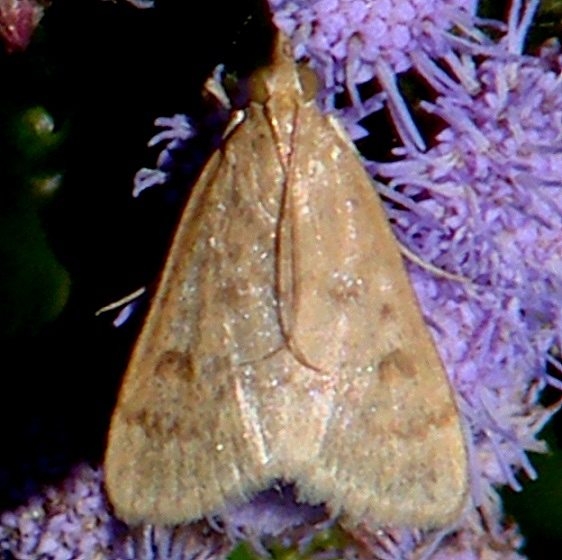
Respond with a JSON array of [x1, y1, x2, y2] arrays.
[[248, 67, 272, 104], [297, 64, 319, 102]]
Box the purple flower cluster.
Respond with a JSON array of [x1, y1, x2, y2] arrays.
[[3, 0, 561, 558], [272, 0, 481, 145], [272, 0, 479, 95], [0, 465, 114, 559]]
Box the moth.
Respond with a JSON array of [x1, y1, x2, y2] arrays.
[[105, 30, 468, 530]]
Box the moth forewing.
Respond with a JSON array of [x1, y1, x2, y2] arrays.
[[104, 30, 468, 530], [105, 111, 286, 525]]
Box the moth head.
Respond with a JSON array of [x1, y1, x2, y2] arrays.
[[248, 31, 319, 104]]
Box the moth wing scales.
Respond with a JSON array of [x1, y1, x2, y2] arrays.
[[276, 86, 468, 527], [105, 107, 295, 525]]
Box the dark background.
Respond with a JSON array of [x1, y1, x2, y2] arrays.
[[0, 0, 272, 518]]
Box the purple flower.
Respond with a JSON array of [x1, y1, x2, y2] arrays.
[[133, 115, 196, 197], [272, 0, 484, 146], [0, 465, 113, 559]]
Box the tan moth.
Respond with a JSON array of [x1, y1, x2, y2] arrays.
[[104, 30, 468, 530]]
